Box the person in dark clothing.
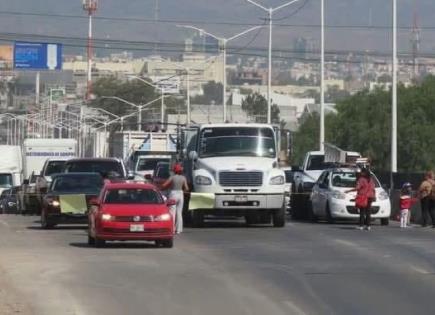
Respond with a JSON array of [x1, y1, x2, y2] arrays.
[[418, 171, 435, 228]]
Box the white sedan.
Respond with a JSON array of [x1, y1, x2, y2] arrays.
[[310, 168, 391, 225]]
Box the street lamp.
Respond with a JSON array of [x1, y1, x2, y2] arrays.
[[177, 25, 263, 123], [102, 96, 163, 131], [392, 0, 398, 176], [320, 0, 325, 151], [244, 0, 301, 124], [128, 75, 166, 128]]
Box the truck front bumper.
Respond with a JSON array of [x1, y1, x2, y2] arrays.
[[214, 193, 284, 210]]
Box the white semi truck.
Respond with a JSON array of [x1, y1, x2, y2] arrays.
[[181, 123, 287, 227], [0, 146, 23, 195]]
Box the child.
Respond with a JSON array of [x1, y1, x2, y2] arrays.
[[399, 182, 418, 228]]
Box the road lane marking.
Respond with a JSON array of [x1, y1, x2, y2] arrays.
[[0, 219, 9, 227], [410, 266, 431, 275]]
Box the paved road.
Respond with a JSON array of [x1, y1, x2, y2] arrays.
[[1, 215, 435, 315]]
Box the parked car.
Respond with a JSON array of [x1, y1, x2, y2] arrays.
[[64, 158, 133, 180], [0, 187, 19, 214], [281, 166, 295, 212], [41, 173, 104, 229], [310, 167, 391, 225], [88, 181, 175, 248], [35, 158, 70, 212]]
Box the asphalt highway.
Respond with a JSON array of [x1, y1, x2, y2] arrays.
[[1, 215, 435, 315]]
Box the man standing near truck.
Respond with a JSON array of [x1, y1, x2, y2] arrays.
[[418, 171, 435, 228]]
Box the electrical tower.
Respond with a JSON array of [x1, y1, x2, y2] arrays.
[[83, 0, 98, 100], [411, 9, 421, 78]]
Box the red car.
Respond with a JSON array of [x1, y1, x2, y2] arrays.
[[88, 182, 175, 248]]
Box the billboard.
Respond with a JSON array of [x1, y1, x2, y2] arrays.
[[14, 42, 62, 70], [151, 76, 181, 95], [0, 45, 13, 69]]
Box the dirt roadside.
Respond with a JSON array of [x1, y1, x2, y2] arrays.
[[0, 266, 33, 315]]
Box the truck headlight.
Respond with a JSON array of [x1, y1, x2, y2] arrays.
[[378, 190, 389, 201], [195, 175, 212, 185], [270, 175, 284, 185], [331, 190, 346, 200]]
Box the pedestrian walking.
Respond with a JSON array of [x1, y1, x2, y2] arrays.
[[399, 182, 418, 228], [418, 171, 435, 228], [346, 168, 375, 231], [161, 163, 189, 234]]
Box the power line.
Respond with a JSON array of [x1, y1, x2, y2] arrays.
[[0, 10, 434, 31]]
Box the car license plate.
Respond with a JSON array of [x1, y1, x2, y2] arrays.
[[234, 195, 248, 203], [130, 224, 144, 232]]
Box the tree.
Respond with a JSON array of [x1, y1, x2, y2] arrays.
[[191, 81, 223, 105], [293, 76, 435, 172], [241, 93, 280, 124]]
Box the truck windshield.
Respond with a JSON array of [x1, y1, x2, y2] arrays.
[[136, 158, 169, 172], [306, 155, 330, 171], [199, 127, 276, 158], [0, 174, 12, 188]]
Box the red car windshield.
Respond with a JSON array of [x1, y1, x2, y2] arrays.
[[104, 188, 164, 204]]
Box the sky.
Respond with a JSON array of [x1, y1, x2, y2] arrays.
[[0, 0, 433, 58]]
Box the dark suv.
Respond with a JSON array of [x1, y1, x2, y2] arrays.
[[63, 158, 133, 180]]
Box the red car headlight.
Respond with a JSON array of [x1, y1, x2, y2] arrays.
[[154, 213, 171, 222], [101, 213, 113, 221]]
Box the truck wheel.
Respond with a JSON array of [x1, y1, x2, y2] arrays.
[[381, 218, 389, 226], [272, 205, 286, 228], [192, 210, 204, 228]]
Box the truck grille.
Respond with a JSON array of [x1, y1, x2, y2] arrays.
[[219, 171, 263, 187]]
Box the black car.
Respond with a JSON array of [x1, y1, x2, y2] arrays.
[[41, 173, 104, 229], [63, 158, 133, 180], [0, 187, 19, 214]]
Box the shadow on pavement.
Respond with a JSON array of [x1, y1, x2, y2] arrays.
[[69, 242, 158, 249]]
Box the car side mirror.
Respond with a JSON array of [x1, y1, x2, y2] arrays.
[[23, 179, 29, 185], [166, 198, 177, 207], [89, 198, 100, 206], [188, 151, 198, 161], [127, 171, 135, 180], [319, 183, 327, 189], [145, 174, 152, 181]]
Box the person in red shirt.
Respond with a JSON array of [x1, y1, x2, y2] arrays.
[[346, 168, 376, 231], [400, 182, 418, 228]]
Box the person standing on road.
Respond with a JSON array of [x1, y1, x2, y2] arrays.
[[418, 171, 435, 228], [346, 168, 375, 231], [161, 163, 189, 234], [399, 182, 418, 229]]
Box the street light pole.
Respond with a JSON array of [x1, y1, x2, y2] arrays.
[[320, 0, 325, 151], [177, 24, 263, 122], [245, 0, 301, 124], [392, 0, 398, 174]]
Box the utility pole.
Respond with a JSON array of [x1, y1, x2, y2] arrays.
[[391, 0, 398, 186], [83, 0, 98, 101], [320, 0, 325, 151]]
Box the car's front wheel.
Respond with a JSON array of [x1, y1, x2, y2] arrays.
[[156, 239, 174, 248], [94, 237, 106, 248], [272, 205, 286, 228]]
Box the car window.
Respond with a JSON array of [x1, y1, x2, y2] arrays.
[[322, 172, 330, 186], [51, 175, 103, 193], [0, 174, 13, 188], [104, 189, 164, 204], [307, 155, 325, 171], [156, 166, 170, 179], [65, 161, 124, 178], [45, 161, 66, 176], [137, 159, 169, 172]]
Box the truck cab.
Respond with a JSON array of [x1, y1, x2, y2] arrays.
[[181, 123, 286, 227]]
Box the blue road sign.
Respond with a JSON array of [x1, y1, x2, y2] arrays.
[[14, 42, 62, 70]]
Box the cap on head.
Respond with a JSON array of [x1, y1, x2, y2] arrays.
[[402, 182, 412, 189], [173, 163, 183, 175]]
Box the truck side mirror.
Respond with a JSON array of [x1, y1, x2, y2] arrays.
[[188, 151, 198, 161], [23, 179, 29, 185]]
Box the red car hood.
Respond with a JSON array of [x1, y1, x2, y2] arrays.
[[100, 204, 169, 216]]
